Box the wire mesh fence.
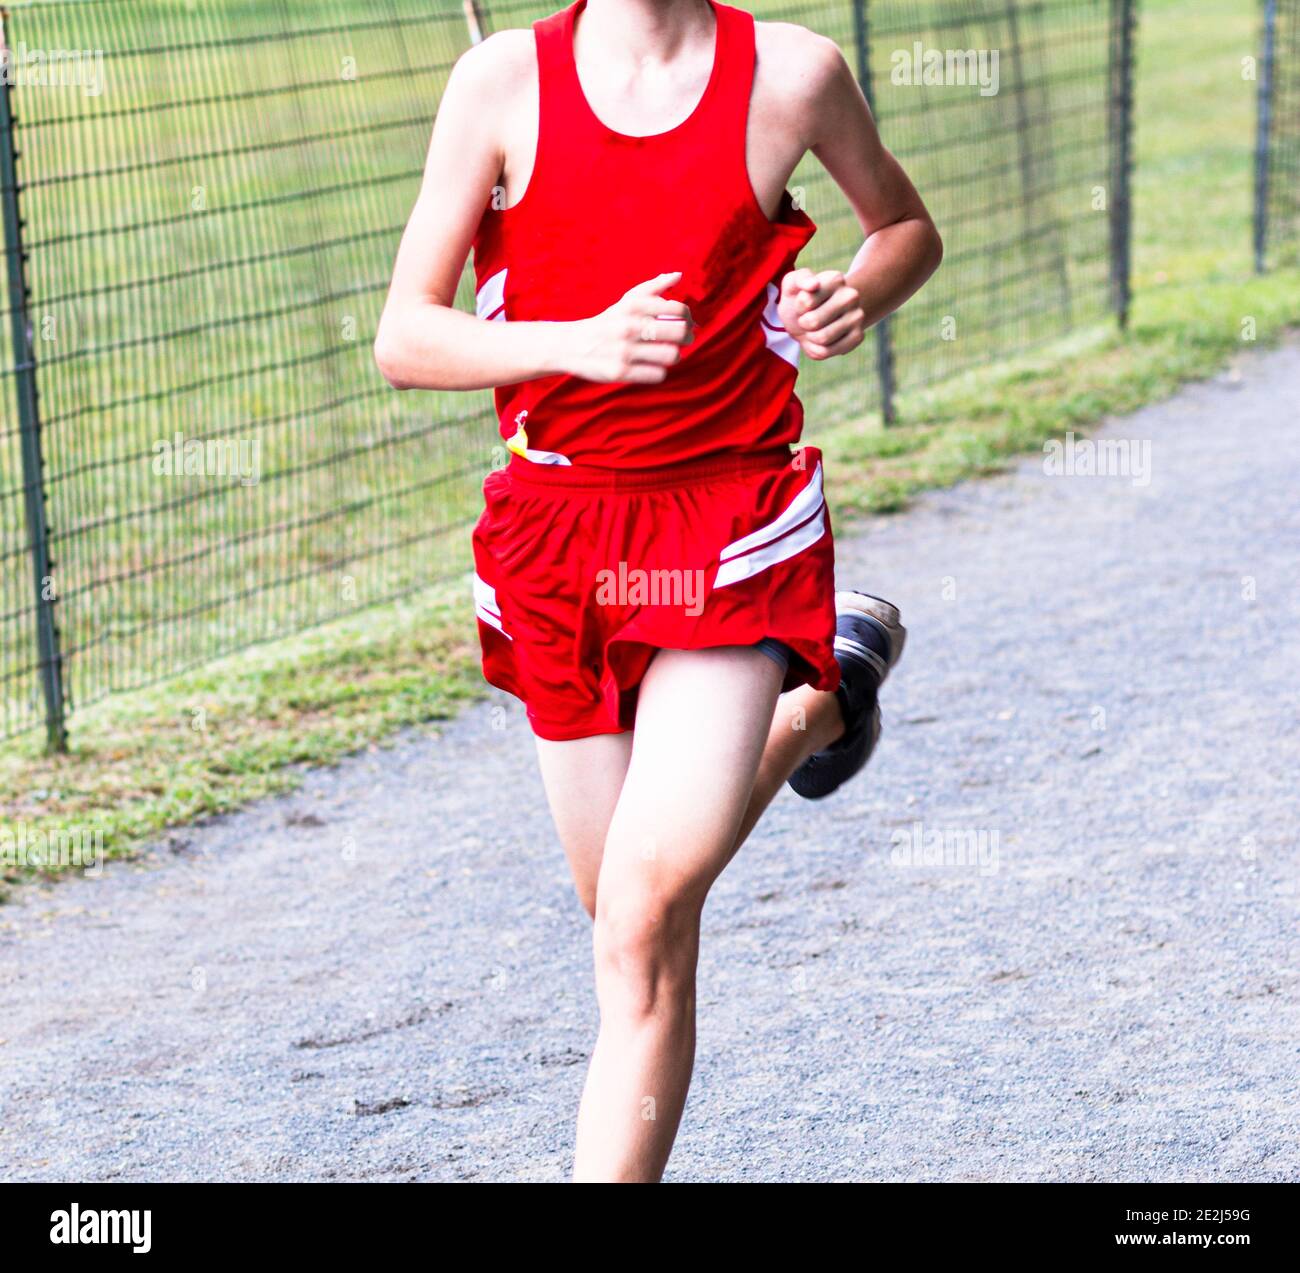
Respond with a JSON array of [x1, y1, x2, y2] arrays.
[[856, 0, 1130, 400], [0, 0, 487, 745], [1255, 0, 1300, 271], [0, 0, 1131, 745]]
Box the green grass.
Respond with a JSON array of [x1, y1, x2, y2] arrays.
[[0, 579, 483, 895], [3, 0, 1299, 892]]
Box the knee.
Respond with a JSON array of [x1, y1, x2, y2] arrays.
[[592, 890, 699, 1020]]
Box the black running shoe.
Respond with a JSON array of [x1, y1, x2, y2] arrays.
[[787, 592, 906, 800]]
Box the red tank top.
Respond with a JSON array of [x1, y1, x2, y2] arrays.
[[471, 0, 816, 469]]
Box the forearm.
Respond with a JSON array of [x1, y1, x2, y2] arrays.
[[374, 303, 569, 392], [844, 215, 943, 329]]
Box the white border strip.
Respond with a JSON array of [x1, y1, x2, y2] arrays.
[[714, 504, 826, 589], [475, 268, 507, 322], [719, 462, 824, 563], [473, 573, 511, 638]]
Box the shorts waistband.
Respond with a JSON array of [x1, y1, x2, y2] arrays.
[[504, 445, 798, 493]]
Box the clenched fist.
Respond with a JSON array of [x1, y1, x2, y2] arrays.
[[777, 268, 866, 361], [565, 271, 696, 384]]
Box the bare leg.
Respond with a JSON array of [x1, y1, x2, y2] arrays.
[[536, 681, 844, 914], [535, 731, 633, 917], [532, 667, 847, 1180], [729, 681, 844, 858], [572, 646, 784, 1182]]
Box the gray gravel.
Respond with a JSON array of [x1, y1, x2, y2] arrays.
[[2, 341, 1298, 1183]]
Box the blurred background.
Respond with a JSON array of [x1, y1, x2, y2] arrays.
[[0, 0, 1296, 881]]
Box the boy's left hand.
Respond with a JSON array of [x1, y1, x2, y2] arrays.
[[777, 268, 866, 360]]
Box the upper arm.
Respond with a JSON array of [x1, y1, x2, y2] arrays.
[[383, 30, 534, 311], [780, 28, 934, 238]]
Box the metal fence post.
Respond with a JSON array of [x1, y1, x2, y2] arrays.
[[462, 0, 486, 44], [1006, 1, 1073, 328], [1108, 0, 1136, 329], [0, 14, 66, 751], [1253, 0, 1278, 273], [852, 0, 897, 424]]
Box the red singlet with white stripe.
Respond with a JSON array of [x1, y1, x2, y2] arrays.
[[471, 0, 817, 469]]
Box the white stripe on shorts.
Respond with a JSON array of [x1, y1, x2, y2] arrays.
[[473, 572, 511, 638], [713, 463, 826, 589]]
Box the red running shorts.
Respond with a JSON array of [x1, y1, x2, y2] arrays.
[[471, 444, 839, 741]]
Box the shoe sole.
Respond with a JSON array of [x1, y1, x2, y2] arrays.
[[834, 590, 907, 682], [786, 591, 905, 801]]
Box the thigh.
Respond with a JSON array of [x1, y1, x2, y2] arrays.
[[598, 646, 785, 910], [535, 731, 634, 917]]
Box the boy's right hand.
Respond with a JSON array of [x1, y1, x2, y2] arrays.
[[563, 272, 695, 384]]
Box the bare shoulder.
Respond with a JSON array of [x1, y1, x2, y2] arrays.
[[753, 22, 850, 103], [434, 27, 538, 176], [752, 22, 856, 146], [444, 27, 537, 113]]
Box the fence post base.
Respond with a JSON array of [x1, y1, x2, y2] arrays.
[[875, 319, 897, 426]]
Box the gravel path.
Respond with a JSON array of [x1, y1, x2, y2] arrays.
[[3, 342, 1298, 1183]]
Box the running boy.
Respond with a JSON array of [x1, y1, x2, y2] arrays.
[[376, 0, 942, 1181]]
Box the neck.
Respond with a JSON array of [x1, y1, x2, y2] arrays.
[[577, 0, 715, 66]]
